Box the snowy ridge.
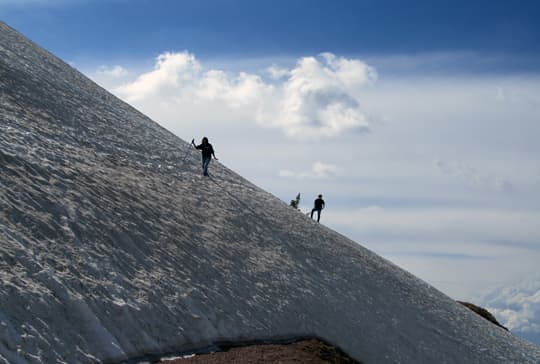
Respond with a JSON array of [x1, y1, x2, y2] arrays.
[[1, 21, 539, 364]]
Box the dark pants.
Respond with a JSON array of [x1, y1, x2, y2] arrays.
[[202, 156, 211, 176], [311, 208, 322, 222]]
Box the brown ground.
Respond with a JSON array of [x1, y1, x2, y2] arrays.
[[157, 339, 360, 364]]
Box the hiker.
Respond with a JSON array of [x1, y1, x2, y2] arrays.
[[310, 194, 325, 222], [192, 137, 217, 176]]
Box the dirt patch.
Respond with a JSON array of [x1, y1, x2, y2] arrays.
[[157, 338, 360, 364]]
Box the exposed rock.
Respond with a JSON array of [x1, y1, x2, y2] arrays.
[[156, 338, 359, 364], [457, 301, 508, 331]]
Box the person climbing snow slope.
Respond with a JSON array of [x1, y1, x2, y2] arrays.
[[192, 137, 218, 176], [311, 194, 325, 223]]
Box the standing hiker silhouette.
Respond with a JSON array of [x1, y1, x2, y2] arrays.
[[192, 137, 217, 176], [310, 194, 325, 222]]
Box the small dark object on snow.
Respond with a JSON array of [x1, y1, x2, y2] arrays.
[[457, 301, 508, 331], [290, 193, 301, 209]]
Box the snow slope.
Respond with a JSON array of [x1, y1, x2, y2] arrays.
[[1, 21, 539, 364]]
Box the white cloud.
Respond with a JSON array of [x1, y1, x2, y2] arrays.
[[114, 51, 375, 139], [267, 65, 289, 80], [116, 51, 272, 109], [197, 71, 273, 108], [257, 54, 375, 138], [279, 162, 339, 179], [97, 65, 129, 78], [483, 278, 540, 335], [320, 52, 378, 88], [116, 52, 201, 102]]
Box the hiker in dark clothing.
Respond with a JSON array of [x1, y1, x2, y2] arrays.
[[311, 194, 325, 222], [192, 137, 217, 176]]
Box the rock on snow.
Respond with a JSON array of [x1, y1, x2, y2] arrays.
[[0, 21, 539, 364]]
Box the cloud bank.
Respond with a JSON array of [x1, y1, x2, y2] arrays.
[[115, 51, 375, 139], [483, 278, 540, 342]]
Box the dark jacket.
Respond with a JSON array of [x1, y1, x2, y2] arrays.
[[314, 198, 325, 210], [195, 143, 214, 159]]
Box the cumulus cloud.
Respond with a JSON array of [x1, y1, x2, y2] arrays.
[[114, 51, 375, 139], [267, 65, 289, 80], [116, 51, 272, 108], [257, 53, 375, 138], [197, 71, 272, 108], [97, 65, 129, 78], [279, 162, 338, 179], [483, 278, 540, 336], [116, 52, 201, 102]]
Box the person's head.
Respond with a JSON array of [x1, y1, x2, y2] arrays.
[[318, 194, 323, 198], [202, 137, 208, 144]]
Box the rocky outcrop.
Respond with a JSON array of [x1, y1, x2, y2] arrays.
[[458, 301, 508, 331], [1, 21, 540, 364], [156, 338, 360, 364]]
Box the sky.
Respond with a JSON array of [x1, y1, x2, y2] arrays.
[[2, 0, 540, 345]]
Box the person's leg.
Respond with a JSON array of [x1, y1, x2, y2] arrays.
[[204, 157, 211, 176], [316, 209, 321, 222], [311, 208, 315, 219], [202, 157, 211, 176]]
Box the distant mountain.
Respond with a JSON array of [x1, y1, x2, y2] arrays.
[[1, 21, 539, 364]]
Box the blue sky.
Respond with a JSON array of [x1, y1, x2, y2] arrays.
[[2, 0, 540, 345], [3, 0, 540, 62]]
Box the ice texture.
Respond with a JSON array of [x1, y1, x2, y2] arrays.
[[1, 21, 540, 363]]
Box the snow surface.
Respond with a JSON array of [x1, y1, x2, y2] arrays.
[[1, 21, 540, 363]]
